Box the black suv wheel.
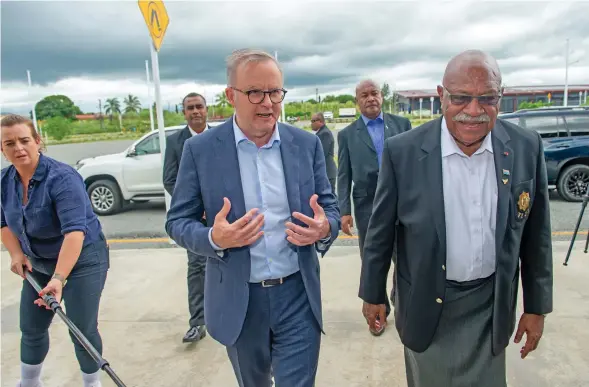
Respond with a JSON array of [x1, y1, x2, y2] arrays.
[[87, 180, 124, 215], [557, 164, 589, 202]]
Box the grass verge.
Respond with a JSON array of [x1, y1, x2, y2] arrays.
[[46, 131, 145, 145], [46, 116, 438, 145]]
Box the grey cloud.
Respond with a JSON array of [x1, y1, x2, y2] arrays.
[[1, 0, 589, 94]]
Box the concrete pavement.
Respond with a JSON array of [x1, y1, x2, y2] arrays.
[[2, 242, 588, 387]]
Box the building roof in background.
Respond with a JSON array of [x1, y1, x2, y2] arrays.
[[395, 84, 589, 99]]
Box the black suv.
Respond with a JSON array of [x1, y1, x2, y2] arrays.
[[499, 107, 589, 202]]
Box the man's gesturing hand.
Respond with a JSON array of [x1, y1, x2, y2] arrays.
[[285, 194, 330, 246], [211, 197, 264, 249]]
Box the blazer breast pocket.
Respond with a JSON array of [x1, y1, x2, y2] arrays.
[[510, 178, 534, 228]]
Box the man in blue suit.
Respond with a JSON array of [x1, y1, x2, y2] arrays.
[[165, 48, 341, 387]]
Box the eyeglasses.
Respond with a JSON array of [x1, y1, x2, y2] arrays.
[[231, 87, 287, 104], [444, 87, 501, 106]]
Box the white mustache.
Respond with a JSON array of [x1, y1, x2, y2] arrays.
[[453, 113, 490, 123]]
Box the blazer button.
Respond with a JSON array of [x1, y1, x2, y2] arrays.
[[442, 265, 446, 270], [436, 298, 443, 304]]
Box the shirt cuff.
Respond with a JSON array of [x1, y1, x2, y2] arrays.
[[208, 228, 225, 257], [315, 233, 331, 250]]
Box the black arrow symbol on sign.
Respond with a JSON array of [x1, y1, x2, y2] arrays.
[[150, 9, 161, 31]]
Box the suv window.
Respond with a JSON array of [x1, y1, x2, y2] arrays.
[[520, 115, 566, 138], [134, 129, 180, 155], [135, 133, 160, 155], [565, 115, 589, 136]]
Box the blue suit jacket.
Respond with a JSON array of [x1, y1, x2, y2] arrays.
[[165, 117, 341, 346]]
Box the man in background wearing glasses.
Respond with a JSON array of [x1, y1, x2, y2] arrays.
[[358, 49, 553, 386], [165, 48, 340, 387]]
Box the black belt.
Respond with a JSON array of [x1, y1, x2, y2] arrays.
[[256, 272, 298, 287]]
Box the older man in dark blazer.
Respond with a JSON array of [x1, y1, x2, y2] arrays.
[[337, 79, 411, 335], [311, 112, 337, 191], [163, 92, 212, 344], [359, 50, 553, 387]]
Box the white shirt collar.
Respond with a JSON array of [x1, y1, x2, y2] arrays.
[[188, 124, 209, 136], [441, 117, 493, 158]]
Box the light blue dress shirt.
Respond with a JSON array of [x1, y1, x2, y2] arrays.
[[209, 116, 300, 283], [362, 111, 385, 167]]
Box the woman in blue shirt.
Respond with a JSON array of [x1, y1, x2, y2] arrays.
[[1, 114, 110, 387]]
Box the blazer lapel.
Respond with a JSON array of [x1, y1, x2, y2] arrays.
[[356, 118, 377, 154], [213, 121, 246, 221], [491, 122, 513, 258], [384, 114, 395, 138], [420, 118, 446, 251], [278, 124, 301, 215], [178, 126, 191, 148]]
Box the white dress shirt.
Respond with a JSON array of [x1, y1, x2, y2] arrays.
[[188, 124, 209, 136], [441, 118, 498, 282]]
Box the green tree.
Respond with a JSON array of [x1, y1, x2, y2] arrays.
[[215, 91, 229, 107], [35, 95, 82, 120], [104, 98, 121, 122], [381, 83, 391, 101], [335, 94, 355, 104], [124, 94, 141, 114], [43, 116, 73, 140], [518, 100, 552, 110]]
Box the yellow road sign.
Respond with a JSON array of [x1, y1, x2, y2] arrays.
[[138, 0, 169, 51]]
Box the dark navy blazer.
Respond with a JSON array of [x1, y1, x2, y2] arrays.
[[165, 117, 341, 346]]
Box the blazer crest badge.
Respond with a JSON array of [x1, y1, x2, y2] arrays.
[[517, 191, 531, 219]]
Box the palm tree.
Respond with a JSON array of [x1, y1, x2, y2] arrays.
[[124, 94, 141, 114], [215, 91, 228, 107], [104, 98, 121, 122]]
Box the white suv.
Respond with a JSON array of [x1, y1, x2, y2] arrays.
[[75, 125, 184, 215]]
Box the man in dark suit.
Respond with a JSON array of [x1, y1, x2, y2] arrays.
[[165, 48, 340, 387], [337, 79, 411, 335], [359, 50, 553, 387], [163, 92, 211, 344], [311, 112, 336, 191]]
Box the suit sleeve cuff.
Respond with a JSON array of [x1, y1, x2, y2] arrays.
[[208, 228, 225, 257]]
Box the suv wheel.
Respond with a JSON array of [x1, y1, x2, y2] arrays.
[[87, 180, 124, 215], [557, 164, 589, 202]]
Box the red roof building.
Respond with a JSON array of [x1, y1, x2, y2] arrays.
[[394, 84, 589, 114]]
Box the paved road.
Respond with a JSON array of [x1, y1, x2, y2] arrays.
[[97, 190, 589, 244], [0, 139, 136, 169]]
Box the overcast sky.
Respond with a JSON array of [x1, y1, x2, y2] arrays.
[[2, 0, 589, 115]]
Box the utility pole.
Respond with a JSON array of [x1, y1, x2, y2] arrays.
[[98, 99, 104, 131], [564, 38, 569, 107]]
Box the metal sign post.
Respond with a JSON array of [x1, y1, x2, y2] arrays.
[[145, 59, 155, 133], [138, 0, 170, 213], [139, 0, 175, 245]]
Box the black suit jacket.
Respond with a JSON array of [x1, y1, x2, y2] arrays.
[[337, 113, 411, 237], [358, 117, 553, 355], [315, 125, 337, 184], [164, 125, 211, 224], [163, 125, 192, 196]]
